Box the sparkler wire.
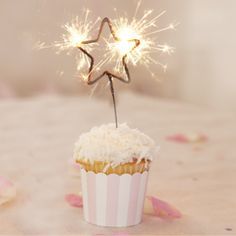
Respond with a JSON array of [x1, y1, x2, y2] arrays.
[[78, 17, 140, 128]]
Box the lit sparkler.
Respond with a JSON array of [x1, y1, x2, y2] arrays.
[[108, 6, 177, 75], [54, 9, 99, 51], [52, 4, 176, 80], [48, 2, 176, 127]]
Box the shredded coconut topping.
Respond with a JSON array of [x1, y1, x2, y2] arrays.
[[73, 123, 158, 166]]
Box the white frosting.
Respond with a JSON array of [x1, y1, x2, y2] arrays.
[[73, 123, 158, 166]]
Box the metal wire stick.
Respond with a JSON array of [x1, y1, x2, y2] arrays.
[[108, 75, 118, 128], [77, 17, 140, 128]]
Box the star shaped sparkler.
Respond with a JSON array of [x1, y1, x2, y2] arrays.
[[76, 17, 140, 127], [78, 17, 140, 85], [48, 5, 177, 128]]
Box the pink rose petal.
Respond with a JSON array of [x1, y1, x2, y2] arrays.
[[65, 194, 83, 208], [166, 133, 208, 143], [147, 196, 182, 219], [0, 176, 16, 205]]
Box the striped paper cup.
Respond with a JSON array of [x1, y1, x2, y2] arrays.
[[80, 168, 149, 227]]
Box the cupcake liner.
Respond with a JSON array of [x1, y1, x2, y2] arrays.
[[80, 169, 149, 227]]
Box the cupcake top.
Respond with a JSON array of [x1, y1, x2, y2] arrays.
[[73, 123, 158, 167]]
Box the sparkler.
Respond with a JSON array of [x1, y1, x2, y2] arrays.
[[110, 9, 176, 73], [51, 3, 176, 128]]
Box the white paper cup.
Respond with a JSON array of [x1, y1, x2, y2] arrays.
[[80, 169, 149, 227]]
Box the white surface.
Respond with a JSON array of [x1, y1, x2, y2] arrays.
[[0, 93, 236, 235]]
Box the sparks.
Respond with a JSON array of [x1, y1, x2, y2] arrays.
[[38, 4, 176, 128], [54, 10, 99, 51], [106, 3, 177, 75], [51, 10, 100, 77], [40, 4, 176, 83]]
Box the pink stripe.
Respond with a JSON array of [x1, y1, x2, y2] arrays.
[[106, 174, 120, 226], [87, 172, 96, 224], [127, 174, 141, 225]]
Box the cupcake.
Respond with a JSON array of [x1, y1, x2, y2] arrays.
[[74, 123, 158, 227]]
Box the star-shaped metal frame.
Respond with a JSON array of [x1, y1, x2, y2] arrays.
[[77, 17, 140, 85], [77, 17, 140, 127]]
